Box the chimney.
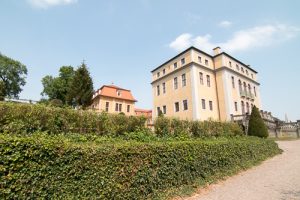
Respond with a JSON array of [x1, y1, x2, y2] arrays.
[[213, 47, 221, 55]]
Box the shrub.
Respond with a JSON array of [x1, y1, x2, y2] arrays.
[[0, 133, 281, 199], [154, 117, 243, 138], [248, 106, 269, 138], [0, 102, 146, 136]]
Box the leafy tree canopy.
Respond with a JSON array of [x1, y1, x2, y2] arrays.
[[0, 53, 27, 99], [248, 106, 269, 138], [67, 62, 94, 108], [41, 66, 75, 104]]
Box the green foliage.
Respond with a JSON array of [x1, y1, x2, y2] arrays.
[[0, 102, 147, 136], [41, 66, 75, 104], [248, 106, 269, 138], [0, 53, 27, 98], [154, 117, 243, 137], [67, 62, 93, 108], [0, 133, 282, 199]]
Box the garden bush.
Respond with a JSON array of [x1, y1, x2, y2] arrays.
[[0, 133, 281, 199], [0, 102, 146, 136], [154, 116, 243, 137], [248, 106, 269, 138]]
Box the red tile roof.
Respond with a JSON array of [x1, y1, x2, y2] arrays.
[[94, 85, 137, 102]]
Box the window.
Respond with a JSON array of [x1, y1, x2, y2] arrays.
[[246, 102, 250, 113], [199, 72, 203, 85], [207, 75, 211, 87], [205, 59, 208, 65], [254, 86, 257, 97], [105, 102, 109, 112], [115, 103, 118, 112], [241, 101, 245, 114], [157, 107, 161, 116], [251, 74, 254, 79], [174, 62, 177, 69], [127, 105, 130, 113], [236, 64, 240, 71], [117, 90, 121, 96], [198, 56, 202, 63], [229, 61, 232, 67], [209, 101, 213, 111], [157, 85, 160, 96], [175, 102, 179, 112], [157, 72, 160, 78], [119, 104, 122, 112], [182, 74, 186, 87], [243, 82, 247, 92], [163, 105, 166, 114], [248, 84, 252, 95], [241, 67, 244, 73], [246, 70, 248, 75], [201, 99, 206, 109], [181, 58, 185, 65], [163, 69, 166, 75], [234, 102, 238, 112], [231, 76, 235, 88], [174, 77, 178, 89], [238, 80, 242, 92], [162, 82, 166, 94], [183, 100, 188, 111]]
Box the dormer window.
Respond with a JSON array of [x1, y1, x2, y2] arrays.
[[117, 90, 121, 96]]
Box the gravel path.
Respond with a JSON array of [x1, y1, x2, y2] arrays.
[[184, 140, 300, 200]]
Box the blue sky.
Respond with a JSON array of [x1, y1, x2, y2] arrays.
[[1, 0, 299, 121]]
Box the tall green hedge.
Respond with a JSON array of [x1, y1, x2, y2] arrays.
[[248, 106, 269, 138], [0, 102, 146, 135], [0, 133, 281, 199], [154, 117, 243, 137]]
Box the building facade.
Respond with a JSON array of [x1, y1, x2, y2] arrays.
[[151, 46, 261, 121], [91, 85, 137, 116]]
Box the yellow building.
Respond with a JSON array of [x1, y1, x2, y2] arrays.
[[91, 85, 137, 116], [151, 46, 261, 121]]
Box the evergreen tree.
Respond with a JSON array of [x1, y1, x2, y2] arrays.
[[248, 106, 269, 138], [67, 62, 94, 108]]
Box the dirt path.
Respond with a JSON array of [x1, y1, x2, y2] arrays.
[[184, 140, 300, 200]]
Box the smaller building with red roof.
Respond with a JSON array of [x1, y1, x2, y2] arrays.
[[91, 84, 137, 116]]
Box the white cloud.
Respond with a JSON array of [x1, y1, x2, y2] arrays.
[[28, 0, 77, 9], [219, 20, 232, 28], [169, 24, 300, 53]]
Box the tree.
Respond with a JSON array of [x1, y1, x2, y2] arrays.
[[0, 53, 27, 99], [248, 106, 269, 138], [41, 66, 75, 104], [67, 62, 93, 108]]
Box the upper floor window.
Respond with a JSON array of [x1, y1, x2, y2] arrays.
[[207, 75, 211, 87], [162, 82, 166, 94], [241, 67, 244, 73], [105, 102, 109, 112], [127, 105, 130, 113], [236, 64, 240, 71], [163, 105, 167, 114], [174, 62, 177, 69], [234, 102, 238, 112], [174, 102, 179, 112], [251, 74, 254, 79], [183, 100, 188, 111], [241, 101, 245, 114], [174, 77, 178, 89], [254, 86, 257, 97], [248, 84, 252, 94], [198, 56, 202, 63], [157, 107, 161, 116], [246, 70, 248, 75], [199, 72, 203, 85], [201, 99, 206, 109], [115, 103, 122, 112], [231, 76, 235, 88], [238, 80, 242, 91], [246, 102, 250, 113], [182, 74, 186, 87], [205, 59, 208, 66], [157, 85, 160, 96], [157, 72, 160, 78], [181, 58, 185, 65], [209, 101, 213, 111], [163, 69, 166, 75], [229, 61, 232, 67]]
